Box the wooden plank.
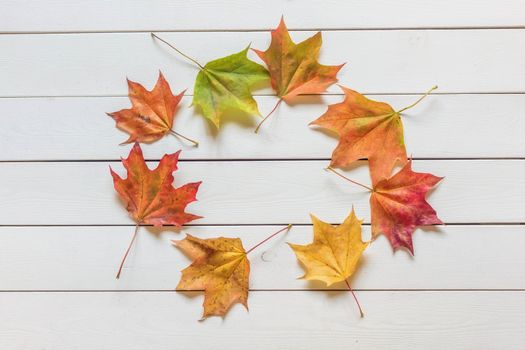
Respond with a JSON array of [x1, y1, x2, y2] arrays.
[[0, 160, 522, 225], [1, 94, 524, 161], [0, 291, 523, 349], [1, 0, 524, 32], [0, 225, 522, 290], [1, 30, 525, 97]]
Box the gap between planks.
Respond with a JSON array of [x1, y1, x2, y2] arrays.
[[0, 289, 524, 293], [1, 157, 525, 163], [0, 223, 522, 227], [2, 92, 525, 99], [3, 26, 525, 35]]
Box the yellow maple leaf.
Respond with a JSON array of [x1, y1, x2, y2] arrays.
[[288, 210, 368, 316]]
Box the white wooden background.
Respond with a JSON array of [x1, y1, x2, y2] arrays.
[[1, 1, 525, 349]]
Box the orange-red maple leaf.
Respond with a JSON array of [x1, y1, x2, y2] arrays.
[[311, 86, 437, 184], [311, 87, 405, 184], [253, 18, 343, 101], [107, 72, 189, 144], [110, 143, 201, 227], [370, 161, 442, 254]]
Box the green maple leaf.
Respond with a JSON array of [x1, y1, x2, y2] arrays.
[[193, 47, 269, 127]]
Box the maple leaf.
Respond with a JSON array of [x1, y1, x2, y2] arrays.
[[252, 17, 343, 132], [311, 85, 437, 184], [111, 143, 201, 227], [107, 72, 198, 146], [253, 17, 343, 101], [370, 160, 443, 254], [174, 234, 249, 319], [288, 210, 368, 316], [151, 33, 269, 128], [327, 160, 442, 254], [174, 225, 291, 319], [110, 142, 202, 278]]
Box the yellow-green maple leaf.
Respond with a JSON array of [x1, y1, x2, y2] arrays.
[[193, 47, 269, 127]]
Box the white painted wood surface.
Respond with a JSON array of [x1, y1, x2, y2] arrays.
[[1, 292, 524, 350], [1, 30, 525, 97], [1, 94, 525, 161], [0, 226, 523, 290], [1, 160, 523, 225], [1, 1, 524, 349], [2, 0, 524, 32]]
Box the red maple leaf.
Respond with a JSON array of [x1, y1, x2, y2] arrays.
[[110, 143, 201, 278]]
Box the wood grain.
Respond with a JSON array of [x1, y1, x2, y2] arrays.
[[1, 30, 525, 97], [0, 160, 523, 225], [2, 0, 523, 32], [0, 291, 523, 349], [2, 2, 523, 348], [1, 94, 524, 161], [0, 225, 522, 291]]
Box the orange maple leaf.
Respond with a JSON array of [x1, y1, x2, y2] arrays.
[[174, 234, 250, 319], [328, 160, 442, 254], [107, 72, 198, 146], [174, 225, 291, 319], [311, 86, 437, 184], [110, 143, 201, 278], [253, 17, 343, 132]]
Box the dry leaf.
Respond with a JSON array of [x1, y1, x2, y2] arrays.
[[288, 210, 368, 316], [370, 160, 443, 254], [328, 160, 442, 254], [311, 86, 437, 184], [253, 17, 343, 132], [111, 143, 201, 278], [253, 17, 343, 101], [111, 143, 201, 227], [108, 72, 197, 145], [174, 225, 291, 319], [288, 210, 368, 286], [174, 234, 250, 319]]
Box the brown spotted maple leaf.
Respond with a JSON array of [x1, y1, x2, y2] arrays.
[[311, 85, 437, 184], [174, 225, 291, 319], [253, 17, 344, 132], [111, 142, 201, 278], [175, 234, 249, 319], [328, 160, 442, 254], [107, 72, 198, 146]]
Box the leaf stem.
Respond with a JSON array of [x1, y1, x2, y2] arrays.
[[325, 166, 373, 192], [116, 223, 140, 279], [345, 279, 364, 318], [169, 129, 199, 147], [245, 224, 292, 255], [254, 98, 283, 133], [151, 33, 204, 70], [397, 85, 438, 114]]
